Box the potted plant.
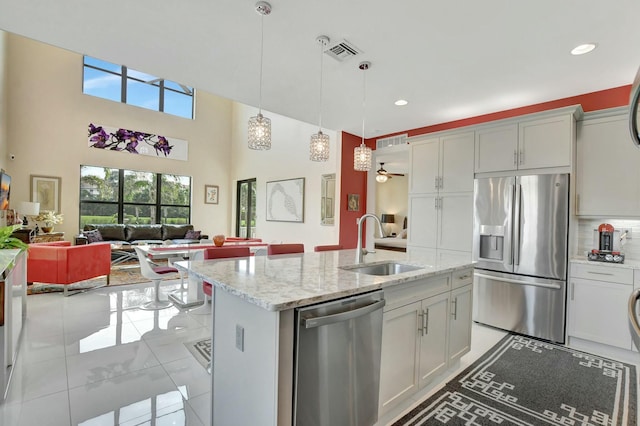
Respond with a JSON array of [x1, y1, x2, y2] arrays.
[[34, 211, 64, 233], [0, 225, 29, 250]]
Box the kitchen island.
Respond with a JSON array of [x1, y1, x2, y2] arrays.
[[177, 249, 473, 425]]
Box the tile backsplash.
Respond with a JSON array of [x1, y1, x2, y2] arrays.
[[577, 218, 640, 261]]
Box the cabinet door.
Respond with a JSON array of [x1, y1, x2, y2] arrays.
[[576, 114, 640, 216], [379, 301, 421, 415], [418, 292, 450, 388], [438, 193, 473, 252], [568, 277, 632, 350], [409, 138, 439, 194], [474, 124, 518, 173], [440, 132, 475, 193], [518, 114, 572, 170], [449, 284, 473, 363], [408, 194, 438, 249]]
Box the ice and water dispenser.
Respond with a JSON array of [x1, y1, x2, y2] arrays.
[[478, 225, 505, 261]]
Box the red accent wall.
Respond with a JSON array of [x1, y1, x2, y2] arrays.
[[338, 85, 632, 245], [339, 132, 376, 249]]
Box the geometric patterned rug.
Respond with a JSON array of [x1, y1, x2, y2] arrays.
[[393, 334, 637, 425], [185, 338, 212, 371]]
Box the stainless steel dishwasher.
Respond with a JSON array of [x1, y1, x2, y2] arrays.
[[293, 290, 385, 426]]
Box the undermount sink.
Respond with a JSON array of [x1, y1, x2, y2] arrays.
[[342, 261, 423, 276]]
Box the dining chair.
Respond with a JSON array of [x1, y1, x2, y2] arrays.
[[134, 246, 179, 310], [267, 243, 304, 255], [313, 244, 343, 252]]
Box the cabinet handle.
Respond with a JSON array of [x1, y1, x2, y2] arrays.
[[434, 198, 438, 209], [439, 197, 442, 210], [424, 308, 429, 335], [458, 274, 470, 280], [587, 271, 614, 276], [451, 298, 458, 320], [439, 176, 443, 189], [571, 282, 574, 301], [576, 194, 580, 214], [434, 176, 439, 190], [513, 150, 517, 166], [519, 149, 524, 165], [418, 311, 425, 336]]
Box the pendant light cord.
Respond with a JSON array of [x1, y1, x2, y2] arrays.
[[258, 13, 264, 114], [361, 66, 366, 146], [318, 40, 324, 132]]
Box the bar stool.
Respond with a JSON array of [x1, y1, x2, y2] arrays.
[[314, 244, 343, 252], [267, 243, 304, 255]]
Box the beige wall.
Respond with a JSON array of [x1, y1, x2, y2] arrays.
[[5, 33, 233, 238], [0, 31, 7, 171], [230, 103, 341, 249], [375, 175, 408, 236]]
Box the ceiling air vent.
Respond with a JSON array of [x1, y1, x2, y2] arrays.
[[324, 39, 362, 62], [377, 134, 408, 149]]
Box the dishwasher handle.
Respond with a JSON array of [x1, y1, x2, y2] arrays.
[[302, 299, 386, 329]]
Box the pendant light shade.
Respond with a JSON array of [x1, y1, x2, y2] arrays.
[[354, 61, 372, 171], [248, 1, 272, 150], [310, 35, 330, 162]]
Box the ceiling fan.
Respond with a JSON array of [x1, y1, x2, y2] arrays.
[[376, 162, 404, 182]]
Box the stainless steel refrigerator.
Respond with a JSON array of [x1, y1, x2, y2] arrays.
[[472, 173, 569, 343]]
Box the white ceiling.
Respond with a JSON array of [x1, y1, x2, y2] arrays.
[[1, 0, 639, 139]]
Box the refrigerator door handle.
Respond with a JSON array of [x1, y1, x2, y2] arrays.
[[505, 184, 515, 266], [513, 184, 522, 266], [474, 272, 562, 290]]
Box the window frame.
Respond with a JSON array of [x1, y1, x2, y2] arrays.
[[82, 56, 194, 119], [79, 166, 192, 227]]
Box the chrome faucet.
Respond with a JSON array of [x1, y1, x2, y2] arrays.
[[356, 213, 385, 264]]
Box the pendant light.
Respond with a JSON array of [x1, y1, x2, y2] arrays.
[[309, 35, 330, 162], [354, 61, 372, 171], [248, 1, 272, 150]]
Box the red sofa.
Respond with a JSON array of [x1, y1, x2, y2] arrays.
[[27, 241, 112, 296]]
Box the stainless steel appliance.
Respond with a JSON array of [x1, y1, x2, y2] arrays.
[[293, 291, 385, 426], [472, 174, 569, 343]]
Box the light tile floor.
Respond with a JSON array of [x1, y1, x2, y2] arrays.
[[0, 279, 212, 426], [0, 279, 512, 426]]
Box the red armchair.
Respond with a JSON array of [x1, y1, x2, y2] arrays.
[[27, 241, 112, 296]]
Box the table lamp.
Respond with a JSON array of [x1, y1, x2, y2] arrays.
[[380, 214, 395, 236], [19, 201, 40, 227]]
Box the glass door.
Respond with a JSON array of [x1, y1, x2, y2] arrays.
[[236, 179, 256, 238]]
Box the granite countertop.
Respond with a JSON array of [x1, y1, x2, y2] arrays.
[[570, 256, 640, 270], [0, 249, 22, 279], [175, 249, 473, 311]]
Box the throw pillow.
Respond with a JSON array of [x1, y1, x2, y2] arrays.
[[84, 229, 103, 243], [185, 230, 201, 239]]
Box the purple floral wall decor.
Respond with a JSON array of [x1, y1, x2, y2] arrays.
[[87, 124, 188, 161]]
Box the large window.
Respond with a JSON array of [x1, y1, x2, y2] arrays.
[[80, 166, 191, 228], [236, 179, 257, 238], [83, 56, 194, 119]]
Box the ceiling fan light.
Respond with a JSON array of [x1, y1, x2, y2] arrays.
[[354, 143, 372, 171], [376, 174, 388, 183], [310, 131, 330, 161], [248, 113, 271, 150]]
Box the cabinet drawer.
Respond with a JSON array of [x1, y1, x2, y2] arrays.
[[384, 276, 450, 311], [451, 268, 473, 289], [570, 263, 633, 285]]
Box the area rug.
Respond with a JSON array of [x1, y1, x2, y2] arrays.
[[394, 334, 637, 426], [28, 260, 181, 294], [185, 338, 211, 370]]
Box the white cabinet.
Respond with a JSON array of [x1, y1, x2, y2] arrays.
[[408, 131, 474, 255], [408, 193, 473, 252], [568, 262, 634, 350], [409, 132, 474, 195], [474, 110, 576, 173], [379, 268, 473, 416], [576, 112, 640, 216]]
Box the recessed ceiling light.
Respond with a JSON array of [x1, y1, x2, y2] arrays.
[[395, 99, 408, 106], [571, 43, 597, 55]]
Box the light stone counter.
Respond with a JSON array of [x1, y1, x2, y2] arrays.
[[175, 249, 473, 311], [570, 256, 640, 270]]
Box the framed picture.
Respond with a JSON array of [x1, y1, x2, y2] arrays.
[[205, 185, 219, 204], [348, 194, 359, 211], [266, 177, 304, 222], [31, 175, 61, 212]]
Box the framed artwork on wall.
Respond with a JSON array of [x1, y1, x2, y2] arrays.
[[31, 175, 61, 212], [266, 177, 305, 222], [347, 194, 359, 211], [205, 185, 219, 204]]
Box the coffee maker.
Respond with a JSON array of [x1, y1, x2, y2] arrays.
[[588, 223, 625, 263]]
